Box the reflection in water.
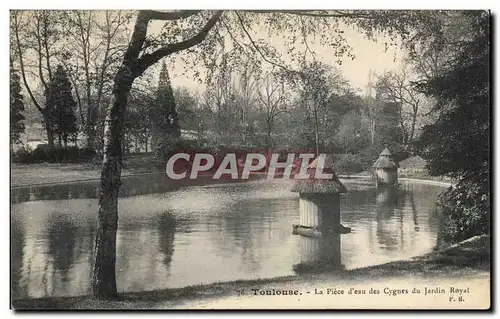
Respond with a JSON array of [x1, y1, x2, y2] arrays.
[[47, 216, 78, 293], [10, 174, 263, 205], [294, 232, 343, 274], [11, 178, 446, 299], [338, 181, 445, 270], [375, 187, 405, 252], [156, 212, 176, 270], [11, 219, 25, 299]]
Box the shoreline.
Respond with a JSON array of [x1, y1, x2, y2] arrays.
[[338, 174, 455, 187], [11, 164, 475, 309], [11, 169, 454, 189]]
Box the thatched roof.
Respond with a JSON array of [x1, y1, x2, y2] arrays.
[[373, 156, 398, 169], [373, 148, 398, 168], [380, 148, 392, 156], [292, 154, 346, 194], [291, 178, 347, 194]]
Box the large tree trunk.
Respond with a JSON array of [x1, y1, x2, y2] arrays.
[[86, 106, 98, 150], [399, 113, 407, 148], [92, 68, 133, 299], [150, 120, 160, 156], [410, 116, 416, 145], [313, 109, 320, 156], [89, 8, 221, 300], [43, 118, 55, 148], [409, 104, 419, 146], [266, 124, 273, 148], [370, 120, 376, 148]]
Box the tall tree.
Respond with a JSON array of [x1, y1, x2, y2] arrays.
[[46, 65, 78, 147], [375, 66, 425, 149], [90, 10, 440, 299], [174, 87, 214, 142], [416, 11, 490, 240], [257, 73, 288, 148], [123, 91, 152, 153], [151, 62, 181, 165], [91, 11, 220, 298], [232, 59, 260, 145], [10, 60, 25, 147], [62, 11, 130, 151], [297, 61, 347, 154], [11, 11, 60, 147]]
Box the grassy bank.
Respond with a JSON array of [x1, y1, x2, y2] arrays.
[[11, 154, 156, 187], [12, 235, 490, 310]]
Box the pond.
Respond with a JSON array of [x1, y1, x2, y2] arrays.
[[11, 175, 447, 299]]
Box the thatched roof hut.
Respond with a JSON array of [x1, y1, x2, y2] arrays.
[[373, 148, 398, 169], [291, 155, 347, 194]]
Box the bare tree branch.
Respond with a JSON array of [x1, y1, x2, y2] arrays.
[[33, 16, 48, 91], [235, 11, 302, 76], [142, 10, 201, 21], [12, 11, 45, 114], [41, 13, 53, 81], [247, 10, 374, 19], [136, 11, 223, 74]]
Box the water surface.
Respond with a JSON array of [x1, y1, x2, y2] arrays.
[[11, 176, 445, 299]]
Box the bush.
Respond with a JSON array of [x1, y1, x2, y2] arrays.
[[437, 175, 490, 242], [30, 144, 54, 162], [79, 147, 97, 160], [170, 139, 206, 152], [332, 154, 366, 174], [13, 146, 30, 162], [12, 144, 97, 164]]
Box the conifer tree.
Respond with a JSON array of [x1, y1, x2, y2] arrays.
[[10, 60, 25, 146], [45, 65, 78, 147], [152, 62, 180, 164]]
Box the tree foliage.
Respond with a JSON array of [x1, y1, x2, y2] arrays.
[[10, 60, 25, 145], [415, 11, 490, 241], [45, 65, 78, 146], [10, 9, 484, 299], [151, 62, 181, 164]]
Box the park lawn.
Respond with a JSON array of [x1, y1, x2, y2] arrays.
[[10, 154, 156, 187], [12, 235, 490, 310]]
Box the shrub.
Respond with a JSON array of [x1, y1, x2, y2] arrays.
[[30, 144, 54, 162], [79, 147, 97, 160], [13, 146, 30, 162], [12, 144, 97, 164], [437, 174, 490, 242], [59, 146, 80, 162]]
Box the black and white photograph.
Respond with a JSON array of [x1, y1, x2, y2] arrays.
[[8, 7, 491, 310]]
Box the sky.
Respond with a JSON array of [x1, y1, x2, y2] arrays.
[[170, 38, 402, 95], [16, 10, 405, 100], [145, 13, 404, 94]]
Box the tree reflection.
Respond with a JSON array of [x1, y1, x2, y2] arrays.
[[375, 187, 405, 251], [11, 219, 25, 298], [156, 211, 176, 270], [46, 215, 80, 286], [11, 187, 30, 204]]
